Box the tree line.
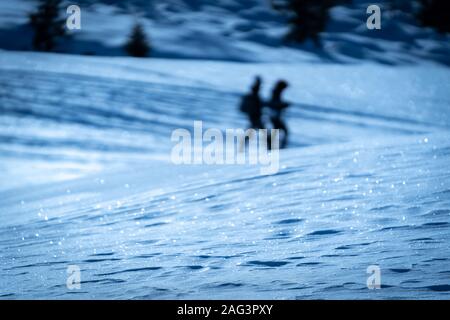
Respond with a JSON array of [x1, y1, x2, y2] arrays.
[[29, 0, 449, 57]]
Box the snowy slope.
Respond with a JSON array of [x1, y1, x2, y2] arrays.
[[1, 133, 450, 299], [1, 50, 449, 189], [1, 50, 450, 299]]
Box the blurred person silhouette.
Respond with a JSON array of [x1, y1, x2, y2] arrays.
[[239, 76, 264, 129], [239, 76, 264, 151], [267, 80, 290, 148]]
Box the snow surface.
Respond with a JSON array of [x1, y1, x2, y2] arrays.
[[0, 49, 450, 299], [0, 0, 449, 65]]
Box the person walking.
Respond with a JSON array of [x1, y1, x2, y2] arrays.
[[239, 76, 265, 152], [267, 80, 290, 148], [239, 76, 264, 130]]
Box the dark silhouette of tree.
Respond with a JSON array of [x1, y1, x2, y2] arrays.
[[271, 0, 339, 47], [418, 0, 450, 33], [124, 23, 151, 57], [29, 0, 65, 51]]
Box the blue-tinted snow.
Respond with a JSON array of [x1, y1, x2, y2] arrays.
[[0, 0, 449, 65], [0, 50, 450, 299]]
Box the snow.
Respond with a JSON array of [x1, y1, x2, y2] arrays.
[[0, 0, 449, 65], [0, 48, 450, 299], [1, 0, 450, 300]]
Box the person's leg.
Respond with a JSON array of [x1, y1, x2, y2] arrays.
[[272, 117, 288, 148], [239, 118, 256, 152], [279, 119, 288, 148], [269, 117, 280, 149], [255, 118, 265, 131]]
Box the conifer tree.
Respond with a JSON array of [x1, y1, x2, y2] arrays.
[[29, 0, 66, 51], [272, 0, 337, 47], [125, 23, 151, 57], [418, 0, 450, 33]]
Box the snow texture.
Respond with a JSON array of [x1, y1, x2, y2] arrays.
[[0, 0, 450, 300]]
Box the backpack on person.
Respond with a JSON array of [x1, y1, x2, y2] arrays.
[[239, 94, 253, 114]]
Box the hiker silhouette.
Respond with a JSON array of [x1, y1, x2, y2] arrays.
[[267, 80, 289, 148], [239, 77, 290, 150], [239, 76, 264, 130]]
